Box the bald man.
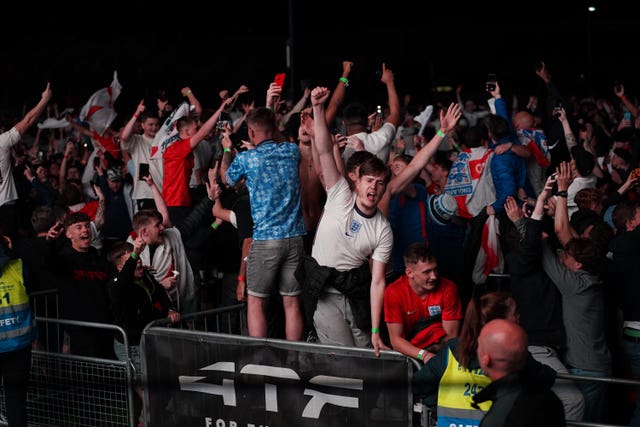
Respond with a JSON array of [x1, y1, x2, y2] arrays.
[[473, 319, 566, 427], [478, 319, 528, 381]]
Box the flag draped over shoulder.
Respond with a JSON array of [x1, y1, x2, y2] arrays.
[[79, 71, 122, 136], [150, 102, 191, 159], [472, 214, 504, 284]]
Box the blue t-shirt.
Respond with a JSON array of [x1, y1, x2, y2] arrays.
[[226, 140, 306, 240]]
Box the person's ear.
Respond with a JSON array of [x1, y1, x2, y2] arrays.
[[480, 353, 491, 369], [404, 266, 412, 278]]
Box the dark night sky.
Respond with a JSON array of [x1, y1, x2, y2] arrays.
[[2, 1, 636, 121]]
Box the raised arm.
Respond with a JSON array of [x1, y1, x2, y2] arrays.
[[182, 86, 202, 118], [120, 100, 145, 143], [265, 82, 282, 111], [387, 103, 462, 196], [554, 161, 578, 246], [190, 97, 234, 149], [614, 84, 639, 119], [14, 82, 52, 135], [380, 63, 402, 128], [142, 174, 172, 228], [326, 61, 354, 125], [555, 106, 577, 152], [311, 87, 340, 190]]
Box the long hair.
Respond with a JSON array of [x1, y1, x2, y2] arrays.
[[457, 291, 515, 369]]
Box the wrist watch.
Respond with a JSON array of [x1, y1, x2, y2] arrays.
[[556, 190, 568, 198]]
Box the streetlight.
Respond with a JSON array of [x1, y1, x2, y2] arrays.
[[586, 4, 596, 96]]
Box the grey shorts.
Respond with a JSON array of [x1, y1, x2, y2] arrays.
[[246, 236, 305, 298]]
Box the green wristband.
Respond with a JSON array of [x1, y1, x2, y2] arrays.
[[339, 77, 349, 87], [437, 129, 446, 138], [130, 252, 139, 260], [371, 327, 380, 334], [211, 222, 219, 230]]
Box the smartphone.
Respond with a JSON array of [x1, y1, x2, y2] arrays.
[[273, 72, 286, 88], [138, 162, 150, 180], [486, 73, 497, 92]]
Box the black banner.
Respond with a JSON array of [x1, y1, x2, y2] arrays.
[[141, 330, 412, 426]]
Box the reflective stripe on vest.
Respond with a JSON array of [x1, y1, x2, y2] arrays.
[[437, 347, 492, 427], [0, 259, 36, 348]]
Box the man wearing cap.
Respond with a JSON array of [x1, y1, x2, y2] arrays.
[[96, 161, 134, 255], [384, 242, 463, 363]]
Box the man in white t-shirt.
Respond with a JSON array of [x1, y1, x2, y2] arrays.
[[119, 102, 162, 211], [307, 86, 393, 355], [0, 83, 52, 240]]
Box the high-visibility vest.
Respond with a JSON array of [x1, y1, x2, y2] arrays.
[[437, 347, 492, 427], [0, 259, 37, 352]]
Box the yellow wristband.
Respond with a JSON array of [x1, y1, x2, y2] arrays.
[[371, 327, 380, 334]]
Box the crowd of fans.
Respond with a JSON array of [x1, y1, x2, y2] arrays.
[[1, 58, 640, 426]]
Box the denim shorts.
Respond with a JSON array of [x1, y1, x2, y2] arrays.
[[246, 236, 304, 298]]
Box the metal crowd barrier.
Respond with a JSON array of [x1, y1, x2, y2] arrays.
[[0, 317, 135, 427], [3, 290, 640, 427]]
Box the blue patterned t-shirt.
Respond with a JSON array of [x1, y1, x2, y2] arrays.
[[226, 140, 306, 240]]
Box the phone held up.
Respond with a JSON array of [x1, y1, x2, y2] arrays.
[[138, 163, 150, 181], [486, 73, 497, 92], [273, 73, 286, 88], [553, 100, 563, 118]]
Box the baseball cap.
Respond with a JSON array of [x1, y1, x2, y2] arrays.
[[107, 168, 123, 182]]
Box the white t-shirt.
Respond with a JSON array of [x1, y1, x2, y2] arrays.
[[121, 134, 164, 198], [342, 122, 397, 165], [311, 177, 393, 272], [0, 127, 21, 206]]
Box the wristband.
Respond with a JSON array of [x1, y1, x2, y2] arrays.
[[556, 190, 568, 198], [237, 275, 245, 282], [417, 349, 426, 361], [133, 113, 139, 119], [211, 222, 219, 230], [339, 77, 349, 87], [130, 252, 139, 260], [436, 129, 446, 138], [223, 147, 231, 153], [371, 327, 380, 334], [184, 90, 192, 97]]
